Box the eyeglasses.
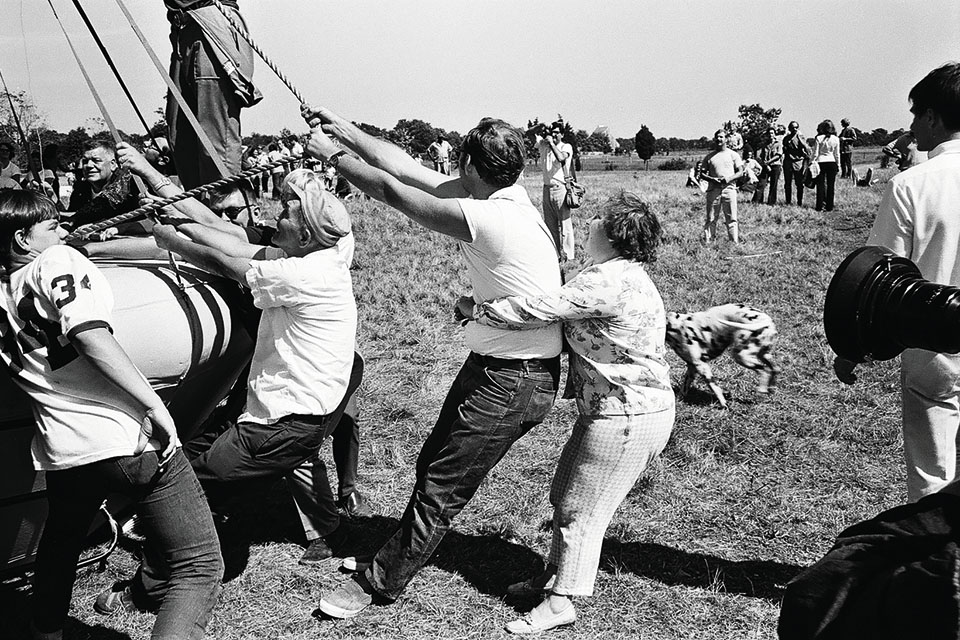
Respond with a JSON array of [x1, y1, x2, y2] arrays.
[[218, 204, 253, 219]]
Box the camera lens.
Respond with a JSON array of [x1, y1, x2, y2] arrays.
[[824, 246, 960, 362]]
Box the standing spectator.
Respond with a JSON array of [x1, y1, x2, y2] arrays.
[[534, 121, 576, 260], [0, 141, 22, 184], [782, 121, 810, 206], [0, 190, 223, 640], [427, 135, 453, 175], [698, 129, 745, 243], [863, 62, 960, 501], [301, 105, 562, 619], [839, 118, 857, 179], [267, 142, 286, 199], [164, 0, 261, 189], [286, 136, 304, 171], [812, 120, 841, 212], [882, 131, 929, 171], [757, 127, 783, 205], [255, 145, 271, 196]]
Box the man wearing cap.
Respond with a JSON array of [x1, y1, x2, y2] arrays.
[[152, 167, 359, 558]]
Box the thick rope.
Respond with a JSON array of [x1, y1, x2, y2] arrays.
[[211, 0, 307, 104], [64, 154, 306, 241]]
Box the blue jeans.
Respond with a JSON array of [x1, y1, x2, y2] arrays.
[[32, 449, 223, 639], [368, 352, 560, 600]]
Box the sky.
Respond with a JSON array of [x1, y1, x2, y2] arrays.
[[1, 0, 957, 142]]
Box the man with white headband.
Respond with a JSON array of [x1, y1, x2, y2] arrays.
[[152, 168, 360, 560]]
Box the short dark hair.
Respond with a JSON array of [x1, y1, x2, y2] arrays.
[[817, 119, 837, 136], [909, 62, 960, 131], [460, 118, 526, 188], [601, 191, 662, 263], [0, 141, 14, 155], [82, 139, 115, 157], [206, 178, 256, 209], [0, 190, 58, 270]]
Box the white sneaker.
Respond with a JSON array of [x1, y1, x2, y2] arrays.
[[505, 599, 576, 634]]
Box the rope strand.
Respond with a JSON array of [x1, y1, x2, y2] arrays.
[[64, 154, 306, 241], [210, 0, 307, 104]]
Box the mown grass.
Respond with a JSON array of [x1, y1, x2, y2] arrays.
[[4, 166, 906, 639]]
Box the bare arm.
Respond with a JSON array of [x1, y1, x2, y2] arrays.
[[306, 126, 471, 241], [302, 104, 468, 198], [71, 327, 177, 464], [81, 237, 171, 260], [153, 224, 253, 283], [176, 222, 271, 260]]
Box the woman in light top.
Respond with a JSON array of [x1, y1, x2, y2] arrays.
[[812, 119, 841, 211], [457, 191, 675, 635]]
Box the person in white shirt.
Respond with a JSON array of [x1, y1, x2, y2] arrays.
[[858, 63, 960, 501], [0, 190, 222, 640], [534, 121, 576, 260], [0, 141, 22, 184], [301, 104, 562, 619], [152, 168, 360, 563], [812, 120, 841, 211], [427, 135, 453, 175]]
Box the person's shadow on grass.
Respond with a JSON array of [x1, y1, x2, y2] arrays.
[[598, 539, 802, 600]]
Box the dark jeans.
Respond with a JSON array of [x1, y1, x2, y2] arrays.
[[33, 450, 222, 639], [189, 354, 363, 538], [367, 352, 560, 600], [784, 163, 805, 205], [840, 151, 853, 178], [333, 395, 360, 499], [816, 161, 839, 211], [765, 165, 782, 205]]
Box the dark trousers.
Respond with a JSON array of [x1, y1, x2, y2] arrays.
[[784, 163, 805, 205], [333, 394, 360, 499], [167, 19, 242, 190], [765, 165, 782, 205], [840, 151, 853, 178], [33, 450, 222, 639], [816, 161, 839, 211], [189, 354, 363, 538], [367, 352, 560, 600]]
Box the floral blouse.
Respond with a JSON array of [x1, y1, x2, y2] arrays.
[[474, 257, 673, 416]]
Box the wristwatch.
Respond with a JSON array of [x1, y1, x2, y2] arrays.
[[327, 150, 348, 168]]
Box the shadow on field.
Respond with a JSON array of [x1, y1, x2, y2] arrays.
[[599, 540, 802, 600], [0, 574, 132, 640]]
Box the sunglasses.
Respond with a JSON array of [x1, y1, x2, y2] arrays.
[[219, 204, 253, 219]]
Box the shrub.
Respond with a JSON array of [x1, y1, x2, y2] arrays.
[[658, 157, 690, 171]]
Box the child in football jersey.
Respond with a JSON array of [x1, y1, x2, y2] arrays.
[[0, 190, 222, 640]]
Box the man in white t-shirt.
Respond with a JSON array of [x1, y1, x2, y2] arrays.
[[860, 63, 960, 501], [0, 141, 22, 184], [0, 190, 222, 640], [152, 169, 360, 564], [302, 105, 562, 618], [534, 121, 576, 260], [427, 135, 453, 175], [698, 129, 745, 243]]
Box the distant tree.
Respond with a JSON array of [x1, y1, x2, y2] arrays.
[[582, 131, 612, 153], [734, 103, 782, 151], [634, 125, 656, 168], [616, 137, 635, 155], [391, 119, 436, 154]]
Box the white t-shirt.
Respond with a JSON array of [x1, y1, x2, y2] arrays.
[[0, 245, 162, 470], [0, 161, 22, 182], [868, 139, 960, 286], [240, 234, 357, 424], [538, 139, 573, 186], [457, 185, 562, 359]]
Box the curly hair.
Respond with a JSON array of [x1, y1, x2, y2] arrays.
[[459, 118, 526, 188], [601, 191, 662, 263]]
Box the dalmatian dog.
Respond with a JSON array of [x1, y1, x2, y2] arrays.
[[664, 303, 778, 408]]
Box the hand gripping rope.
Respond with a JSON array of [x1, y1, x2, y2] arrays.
[[64, 153, 306, 242]]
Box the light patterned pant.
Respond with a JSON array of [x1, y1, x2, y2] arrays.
[[703, 186, 738, 243], [549, 407, 675, 595], [901, 349, 960, 501]]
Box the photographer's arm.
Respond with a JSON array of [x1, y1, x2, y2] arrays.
[[302, 104, 467, 198]]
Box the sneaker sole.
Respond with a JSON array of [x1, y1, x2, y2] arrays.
[[318, 598, 364, 619]]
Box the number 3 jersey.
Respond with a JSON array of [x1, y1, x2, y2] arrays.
[[0, 244, 156, 471]]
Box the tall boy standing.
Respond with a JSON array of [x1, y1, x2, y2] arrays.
[[698, 129, 745, 243]]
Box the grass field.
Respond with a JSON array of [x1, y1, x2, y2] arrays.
[[5, 165, 908, 639]]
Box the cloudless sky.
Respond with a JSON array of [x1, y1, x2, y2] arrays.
[[1, 0, 957, 142]]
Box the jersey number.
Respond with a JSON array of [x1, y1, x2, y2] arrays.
[[0, 290, 80, 372]]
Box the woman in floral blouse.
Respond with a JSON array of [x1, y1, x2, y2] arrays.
[[457, 191, 675, 634]]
